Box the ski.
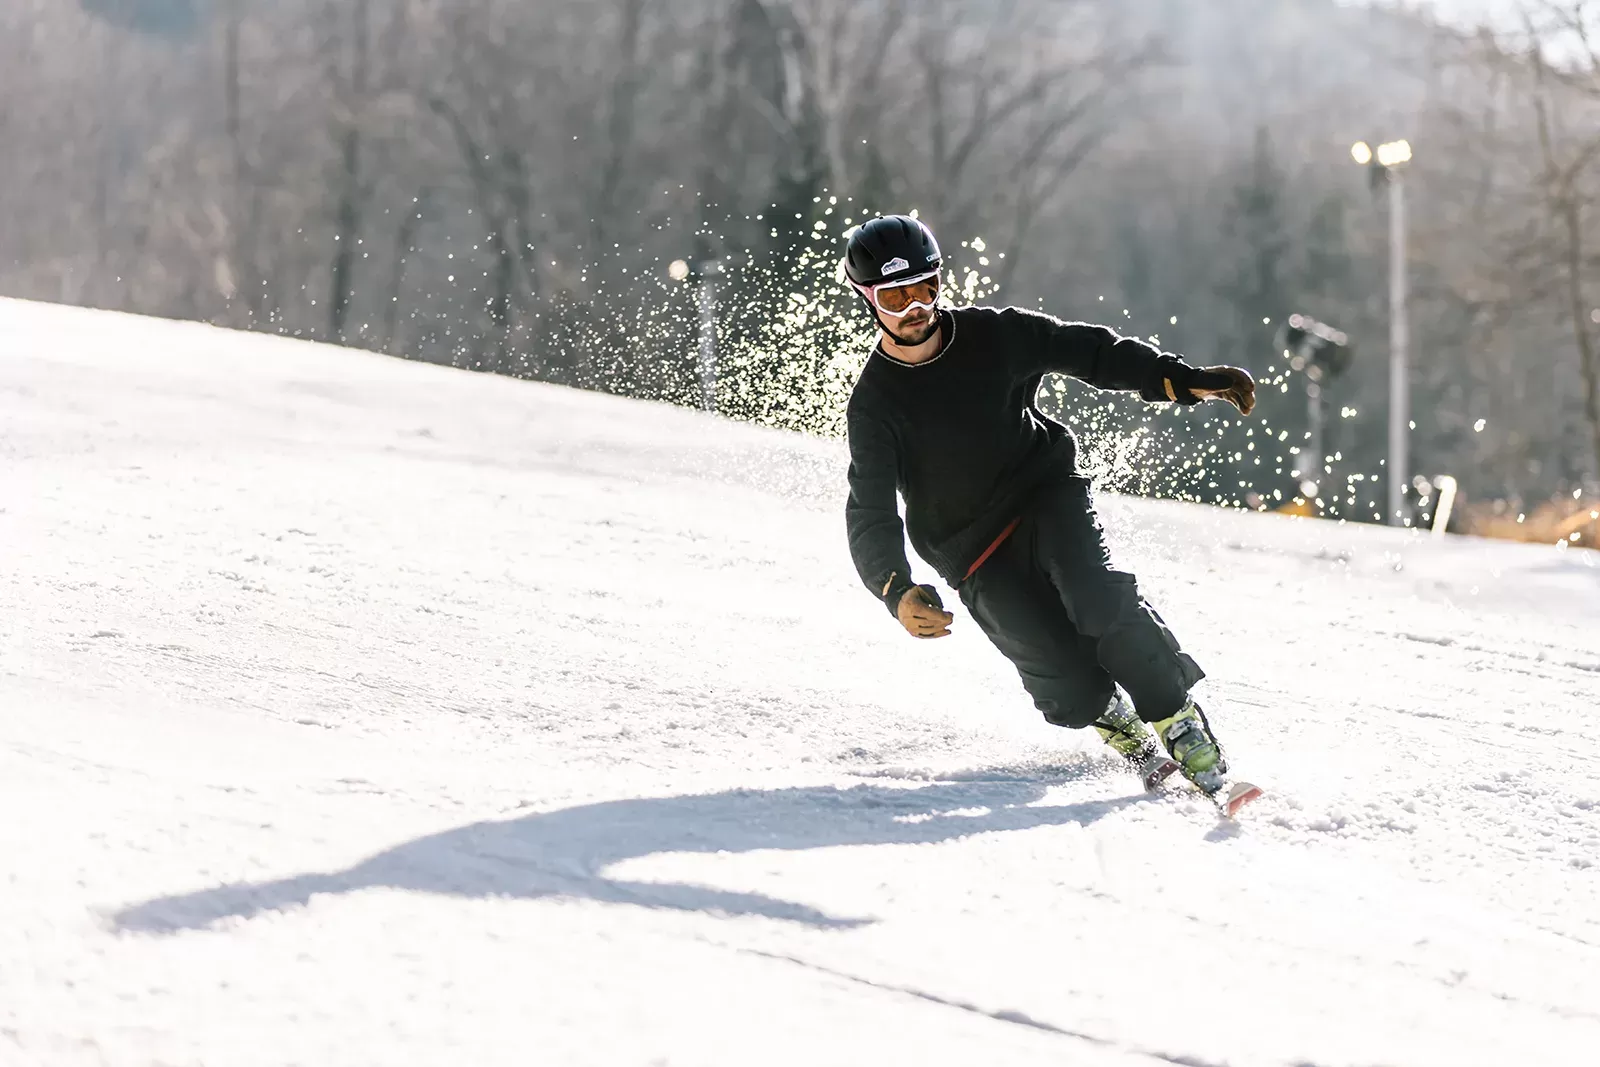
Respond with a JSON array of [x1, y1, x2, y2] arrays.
[[1208, 780, 1264, 818], [1144, 771, 1264, 817]]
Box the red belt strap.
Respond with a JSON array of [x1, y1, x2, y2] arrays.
[[963, 516, 1021, 582]]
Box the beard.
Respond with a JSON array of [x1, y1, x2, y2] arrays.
[[883, 308, 940, 347]]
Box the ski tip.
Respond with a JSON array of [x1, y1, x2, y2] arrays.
[[1220, 781, 1264, 818]]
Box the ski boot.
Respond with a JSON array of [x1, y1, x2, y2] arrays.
[[1150, 699, 1228, 795], [1093, 694, 1179, 792]]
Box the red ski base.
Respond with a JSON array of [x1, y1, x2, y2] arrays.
[[1216, 781, 1264, 817]]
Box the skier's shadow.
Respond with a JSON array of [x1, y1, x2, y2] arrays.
[[113, 771, 1137, 934]]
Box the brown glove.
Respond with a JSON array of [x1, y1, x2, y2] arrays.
[[896, 584, 953, 639], [1166, 365, 1256, 415]]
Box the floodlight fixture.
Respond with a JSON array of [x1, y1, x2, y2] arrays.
[[1376, 139, 1412, 168]]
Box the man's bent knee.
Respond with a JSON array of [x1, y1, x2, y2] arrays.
[[1030, 682, 1116, 729]]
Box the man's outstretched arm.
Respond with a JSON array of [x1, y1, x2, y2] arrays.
[[1000, 306, 1255, 414]]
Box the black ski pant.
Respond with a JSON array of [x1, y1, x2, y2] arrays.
[[957, 475, 1204, 729]]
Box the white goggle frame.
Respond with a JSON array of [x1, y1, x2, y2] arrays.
[[855, 269, 941, 318]]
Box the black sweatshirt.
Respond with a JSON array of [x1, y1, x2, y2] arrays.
[[845, 304, 1198, 611]]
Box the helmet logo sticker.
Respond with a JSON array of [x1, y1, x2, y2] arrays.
[[881, 257, 909, 275]]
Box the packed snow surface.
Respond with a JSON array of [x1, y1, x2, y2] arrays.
[[4, 297, 1599, 1067]]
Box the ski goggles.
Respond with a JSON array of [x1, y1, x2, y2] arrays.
[[856, 269, 941, 318]]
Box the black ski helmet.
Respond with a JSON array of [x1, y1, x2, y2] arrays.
[[844, 215, 942, 287]]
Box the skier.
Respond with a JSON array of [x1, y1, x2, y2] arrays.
[[842, 214, 1259, 805]]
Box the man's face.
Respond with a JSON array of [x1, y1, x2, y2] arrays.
[[858, 271, 941, 345]]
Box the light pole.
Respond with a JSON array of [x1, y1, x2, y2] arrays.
[[1352, 138, 1413, 526], [1278, 314, 1351, 508], [669, 253, 723, 413]]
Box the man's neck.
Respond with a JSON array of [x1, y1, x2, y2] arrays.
[[880, 315, 944, 364]]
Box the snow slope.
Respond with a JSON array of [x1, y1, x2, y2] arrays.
[[4, 296, 1599, 1067]]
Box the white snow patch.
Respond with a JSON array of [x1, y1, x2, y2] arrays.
[[4, 297, 1600, 1066]]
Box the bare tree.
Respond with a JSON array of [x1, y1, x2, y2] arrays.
[[1526, 4, 1600, 482], [591, 0, 648, 250], [9, 0, 1591, 511], [1432, 5, 1600, 487]]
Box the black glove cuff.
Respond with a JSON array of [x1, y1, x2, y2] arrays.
[[1169, 364, 1208, 405], [1143, 355, 1202, 404], [881, 575, 915, 616]]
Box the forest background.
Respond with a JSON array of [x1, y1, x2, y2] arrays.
[[6, 0, 1600, 540]]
